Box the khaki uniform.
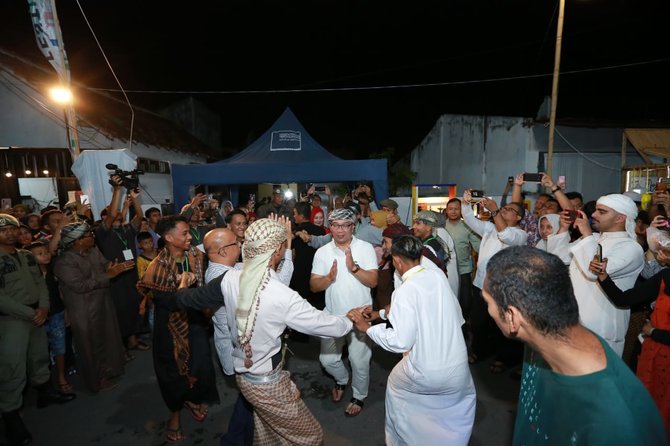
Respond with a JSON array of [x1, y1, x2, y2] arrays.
[[0, 249, 50, 412]]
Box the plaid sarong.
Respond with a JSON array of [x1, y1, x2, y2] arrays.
[[236, 371, 323, 446], [137, 246, 203, 378]]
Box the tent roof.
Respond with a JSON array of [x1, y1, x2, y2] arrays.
[[214, 108, 341, 164]]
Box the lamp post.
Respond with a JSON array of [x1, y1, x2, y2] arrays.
[[546, 0, 566, 178], [49, 85, 80, 160]]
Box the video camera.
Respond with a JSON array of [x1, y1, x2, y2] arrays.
[[106, 163, 143, 191]]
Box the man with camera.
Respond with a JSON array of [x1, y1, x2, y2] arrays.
[[551, 193, 644, 356]]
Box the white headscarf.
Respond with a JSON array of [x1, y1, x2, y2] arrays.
[[596, 194, 638, 239], [536, 214, 561, 250], [236, 218, 287, 367]]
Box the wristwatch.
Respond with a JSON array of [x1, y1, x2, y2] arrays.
[[379, 309, 387, 320], [490, 210, 498, 218], [551, 186, 561, 193], [351, 262, 360, 274]]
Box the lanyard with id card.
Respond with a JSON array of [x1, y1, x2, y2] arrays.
[[114, 230, 134, 261]]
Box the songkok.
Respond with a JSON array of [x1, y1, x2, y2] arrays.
[[597, 194, 638, 239], [380, 198, 398, 210], [237, 218, 287, 368], [0, 214, 19, 228], [414, 211, 439, 227], [329, 207, 356, 223], [382, 223, 411, 239], [59, 221, 91, 250]]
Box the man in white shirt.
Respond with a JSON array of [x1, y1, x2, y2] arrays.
[[310, 208, 379, 417], [551, 194, 644, 356], [348, 235, 476, 446], [174, 218, 352, 445]]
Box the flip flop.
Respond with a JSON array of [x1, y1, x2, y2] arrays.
[[58, 381, 74, 393], [331, 384, 346, 403], [345, 398, 364, 417], [184, 401, 208, 422], [165, 426, 185, 443]]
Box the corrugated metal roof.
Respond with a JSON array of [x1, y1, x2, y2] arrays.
[[624, 128, 670, 159], [0, 48, 221, 159]]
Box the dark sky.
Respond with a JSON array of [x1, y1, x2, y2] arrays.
[[3, 0, 670, 159]]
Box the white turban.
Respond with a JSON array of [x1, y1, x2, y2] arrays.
[[596, 194, 638, 239]]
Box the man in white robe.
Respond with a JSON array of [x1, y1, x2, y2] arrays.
[[348, 235, 476, 446], [550, 193, 644, 356]]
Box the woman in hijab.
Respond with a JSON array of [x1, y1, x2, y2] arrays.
[[53, 221, 131, 391], [311, 207, 329, 234]]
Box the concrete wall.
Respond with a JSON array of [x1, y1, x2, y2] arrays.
[[410, 114, 539, 196]]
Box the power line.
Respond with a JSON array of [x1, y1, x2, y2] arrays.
[[86, 57, 670, 95]]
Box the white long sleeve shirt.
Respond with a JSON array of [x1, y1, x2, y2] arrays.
[[462, 203, 528, 289]]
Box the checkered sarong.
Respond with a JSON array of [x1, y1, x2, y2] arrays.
[[236, 371, 323, 446]]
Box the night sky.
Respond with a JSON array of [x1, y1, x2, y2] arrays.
[[3, 0, 669, 160]]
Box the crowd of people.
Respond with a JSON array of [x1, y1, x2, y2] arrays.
[[1, 173, 669, 446]]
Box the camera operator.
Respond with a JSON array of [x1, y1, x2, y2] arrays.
[[95, 174, 148, 356]]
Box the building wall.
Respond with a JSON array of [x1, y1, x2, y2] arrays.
[[410, 114, 538, 195]]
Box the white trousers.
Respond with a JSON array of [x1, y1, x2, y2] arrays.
[[319, 330, 371, 400]]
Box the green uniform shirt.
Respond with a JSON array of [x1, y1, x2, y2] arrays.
[[444, 220, 481, 275], [514, 336, 667, 446], [0, 249, 49, 321]]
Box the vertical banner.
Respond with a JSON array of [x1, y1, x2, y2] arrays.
[[27, 0, 81, 159]]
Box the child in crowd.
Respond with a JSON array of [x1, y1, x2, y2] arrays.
[[25, 241, 73, 393], [136, 232, 158, 332]]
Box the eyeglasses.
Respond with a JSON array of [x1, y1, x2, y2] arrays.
[[501, 206, 521, 216], [331, 223, 354, 230], [218, 241, 240, 255]]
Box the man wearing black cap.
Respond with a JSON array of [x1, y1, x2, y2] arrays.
[[0, 214, 75, 446]]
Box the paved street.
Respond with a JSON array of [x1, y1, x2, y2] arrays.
[[4, 336, 520, 446]]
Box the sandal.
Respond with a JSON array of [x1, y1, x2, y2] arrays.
[[331, 384, 346, 403], [184, 401, 208, 422], [165, 426, 185, 443], [489, 360, 508, 375], [345, 398, 364, 417], [58, 381, 74, 393]]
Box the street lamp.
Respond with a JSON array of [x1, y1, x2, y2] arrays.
[[49, 86, 73, 104]]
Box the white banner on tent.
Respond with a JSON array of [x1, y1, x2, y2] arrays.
[[270, 130, 302, 151]]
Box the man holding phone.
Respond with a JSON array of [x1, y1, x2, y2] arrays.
[[551, 193, 644, 356]]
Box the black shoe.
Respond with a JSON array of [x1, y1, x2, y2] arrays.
[[2, 410, 32, 446], [35, 382, 76, 409]]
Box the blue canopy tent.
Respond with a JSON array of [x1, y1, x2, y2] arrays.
[[171, 108, 388, 208]]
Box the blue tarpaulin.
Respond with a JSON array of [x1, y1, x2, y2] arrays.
[[171, 108, 388, 208]]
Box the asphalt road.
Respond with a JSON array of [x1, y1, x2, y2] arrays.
[[4, 335, 520, 446]]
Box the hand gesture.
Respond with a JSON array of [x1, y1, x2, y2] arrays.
[[209, 198, 219, 210], [573, 210, 592, 237], [346, 307, 370, 332], [657, 248, 670, 266], [343, 193, 352, 205], [179, 271, 196, 289], [540, 173, 555, 189], [588, 257, 608, 281], [307, 185, 316, 195], [110, 174, 124, 189], [514, 173, 525, 187], [326, 259, 338, 283], [106, 259, 135, 278], [32, 307, 48, 327], [558, 210, 573, 233], [129, 188, 141, 200], [296, 230, 311, 243], [345, 247, 356, 272], [463, 189, 472, 204], [651, 215, 668, 230], [189, 193, 206, 209]]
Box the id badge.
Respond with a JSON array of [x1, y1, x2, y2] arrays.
[[122, 249, 134, 261]]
